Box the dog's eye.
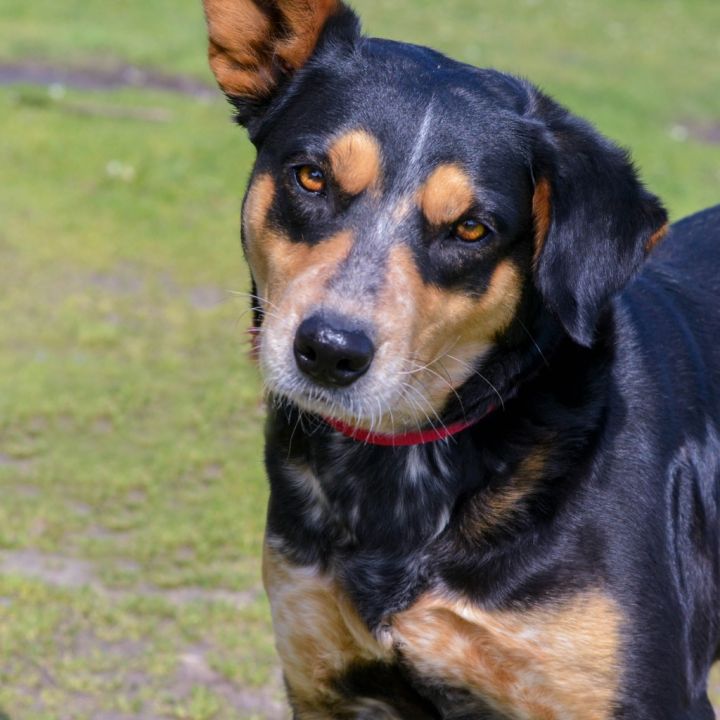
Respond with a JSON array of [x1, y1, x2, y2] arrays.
[[295, 165, 326, 194], [453, 218, 489, 242]]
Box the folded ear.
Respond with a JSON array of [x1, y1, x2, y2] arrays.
[[203, 0, 358, 126], [529, 92, 668, 347]]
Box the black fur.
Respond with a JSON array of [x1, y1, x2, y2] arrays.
[[529, 90, 669, 346], [218, 6, 720, 718]]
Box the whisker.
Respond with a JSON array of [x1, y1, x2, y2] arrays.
[[409, 360, 465, 416], [398, 382, 427, 435], [516, 316, 549, 367], [227, 289, 281, 312], [402, 381, 448, 434], [445, 353, 505, 411]]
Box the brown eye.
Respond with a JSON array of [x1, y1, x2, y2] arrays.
[[295, 165, 326, 194], [454, 218, 489, 242]]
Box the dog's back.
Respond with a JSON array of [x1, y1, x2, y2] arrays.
[[586, 205, 720, 718], [622, 205, 720, 425]]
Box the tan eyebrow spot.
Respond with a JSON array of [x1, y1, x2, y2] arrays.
[[328, 129, 382, 196], [418, 163, 476, 226]]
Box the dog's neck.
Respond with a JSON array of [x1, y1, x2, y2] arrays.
[[263, 314, 612, 627]]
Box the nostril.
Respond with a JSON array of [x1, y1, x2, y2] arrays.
[[293, 336, 319, 375], [336, 358, 353, 373], [337, 339, 374, 375], [297, 343, 317, 363]]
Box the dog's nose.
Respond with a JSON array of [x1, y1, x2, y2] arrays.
[[293, 314, 374, 387]]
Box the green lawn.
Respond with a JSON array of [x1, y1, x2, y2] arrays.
[[0, 1, 719, 718]]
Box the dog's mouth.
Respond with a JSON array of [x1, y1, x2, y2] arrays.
[[270, 381, 390, 431], [255, 314, 487, 435], [260, 336, 420, 434]]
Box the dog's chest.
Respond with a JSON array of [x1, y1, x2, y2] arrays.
[[263, 542, 621, 720], [269, 441, 461, 625], [272, 440, 456, 558]]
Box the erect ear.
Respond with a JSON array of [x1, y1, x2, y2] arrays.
[[529, 91, 668, 347], [202, 0, 359, 127]]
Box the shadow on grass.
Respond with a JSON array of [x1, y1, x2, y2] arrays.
[[0, 709, 11, 720]]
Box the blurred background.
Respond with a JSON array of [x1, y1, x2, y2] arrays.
[[0, 1, 718, 718]]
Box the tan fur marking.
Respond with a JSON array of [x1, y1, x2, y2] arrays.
[[243, 173, 353, 304], [263, 231, 353, 306], [243, 173, 276, 289], [204, 0, 275, 97], [264, 543, 620, 718], [418, 164, 476, 226], [532, 178, 552, 266], [376, 246, 521, 415], [204, 0, 341, 98], [328, 130, 382, 196], [393, 591, 622, 720], [274, 0, 342, 72], [645, 222, 669, 253], [263, 542, 391, 713], [462, 447, 549, 536]]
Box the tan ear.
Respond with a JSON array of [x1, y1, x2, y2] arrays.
[[203, 0, 345, 100]]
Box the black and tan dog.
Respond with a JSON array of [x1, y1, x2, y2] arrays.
[[202, 1, 720, 717]]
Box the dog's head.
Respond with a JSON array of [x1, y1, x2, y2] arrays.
[[203, 0, 667, 432]]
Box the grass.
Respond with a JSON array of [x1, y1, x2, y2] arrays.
[[0, 1, 718, 718]]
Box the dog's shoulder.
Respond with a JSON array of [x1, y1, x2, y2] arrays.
[[615, 204, 720, 418]]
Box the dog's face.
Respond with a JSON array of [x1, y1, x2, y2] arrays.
[[244, 49, 534, 430], [204, 0, 667, 432]]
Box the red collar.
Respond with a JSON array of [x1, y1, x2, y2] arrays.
[[324, 406, 495, 447]]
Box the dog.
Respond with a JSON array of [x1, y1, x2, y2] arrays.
[[201, 1, 720, 717]]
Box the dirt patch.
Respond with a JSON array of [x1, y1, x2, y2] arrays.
[[0, 548, 259, 607], [92, 714, 166, 720], [672, 120, 720, 145], [10, 482, 39, 497], [7, 633, 288, 720], [176, 647, 288, 720], [151, 586, 255, 606], [686, 121, 720, 145], [87, 263, 230, 310], [89, 264, 146, 295], [73, 629, 149, 664], [0, 549, 95, 588], [188, 286, 228, 310], [0, 61, 216, 100], [0, 453, 34, 474]]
